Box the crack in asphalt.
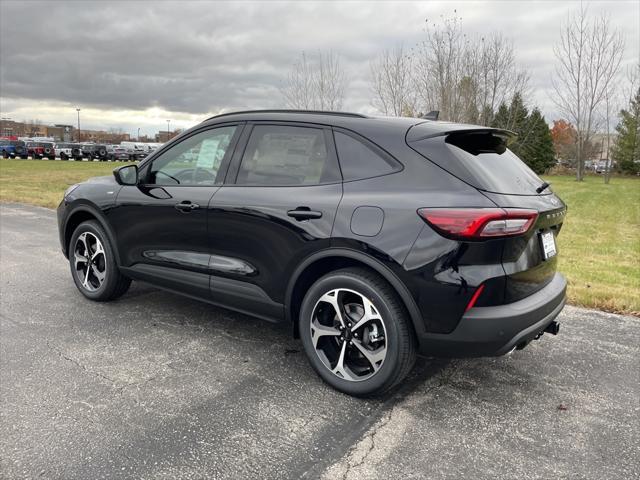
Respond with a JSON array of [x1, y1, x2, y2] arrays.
[[44, 340, 167, 396], [335, 361, 459, 480], [45, 339, 119, 386]]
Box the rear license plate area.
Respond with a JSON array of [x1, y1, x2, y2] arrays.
[[540, 231, 557, 260]]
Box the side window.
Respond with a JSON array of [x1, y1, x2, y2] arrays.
[[334, 131, 399, 181], [236, 125, 340, 186], [148, 126, 237, 186]]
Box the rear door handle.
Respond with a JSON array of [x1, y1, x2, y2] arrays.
[[175, 201, 200, 212], [287, 207, 323, 221]]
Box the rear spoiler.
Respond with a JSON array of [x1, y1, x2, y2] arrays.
[[407, 124, 517, 146]]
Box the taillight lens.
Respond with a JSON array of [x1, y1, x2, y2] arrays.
[[465, 284, 485, 312], [417, 208, 538, 240]]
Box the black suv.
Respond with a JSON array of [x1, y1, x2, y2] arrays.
[[81, 144, 108, 161], [57, 110, 567, 396]]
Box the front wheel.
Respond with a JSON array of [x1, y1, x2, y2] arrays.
[[69, 221, 131, 301], [299, 267, 416, 397]]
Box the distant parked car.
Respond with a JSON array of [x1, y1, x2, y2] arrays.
[[82, 144, 108, 161], [106, 145, 131, 161], [11, 140, 28, 159], [26, 142, 54, 159], [0, 139, 28, 159], [68, 144, 84, 160], [55, 143, 75, 160], [43, 142, 55, 160], [81, 143, 95, 159], [594, 161, 611, 174]]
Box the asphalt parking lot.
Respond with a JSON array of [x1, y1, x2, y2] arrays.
[[1, 203, 638, 480]]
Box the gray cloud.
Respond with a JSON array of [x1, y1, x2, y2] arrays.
[[1, 0, 638, 126]]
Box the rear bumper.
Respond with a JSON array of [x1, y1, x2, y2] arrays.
[[417, 273, 567, 357]]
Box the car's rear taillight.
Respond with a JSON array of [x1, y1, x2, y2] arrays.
[[417, 208, 538, 240]]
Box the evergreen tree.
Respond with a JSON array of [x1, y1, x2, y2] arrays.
[[490, 94, 556, 173], [612, 87, 640, 174], [492, 102, 510, 130], [520, 109, 556, 174]]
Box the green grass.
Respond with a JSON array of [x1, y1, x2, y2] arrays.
[[1, 159, 638, 315], [543, 175, 639, 316], [0, 158, 132, 209]]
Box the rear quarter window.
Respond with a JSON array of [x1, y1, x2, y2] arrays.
[[333, 130, 400, 181]]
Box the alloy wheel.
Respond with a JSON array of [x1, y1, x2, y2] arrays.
[[310, 288, 388, 382], [73, 232, 106, 292]]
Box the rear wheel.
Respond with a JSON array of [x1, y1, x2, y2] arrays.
[[299, 267, 416, 397], [69, 221, 131, 301]]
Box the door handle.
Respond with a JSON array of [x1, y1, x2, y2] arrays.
[[287, 207, 322, 221], [175, 201, 200, 212]]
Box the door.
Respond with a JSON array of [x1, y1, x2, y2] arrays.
[[110, 124, 242, 298], [208, 123, 343, 320]]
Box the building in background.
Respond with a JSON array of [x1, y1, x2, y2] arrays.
[[0, 119, 131, 143], [155, 130, 182, 143], [48, 124, 74, 141]]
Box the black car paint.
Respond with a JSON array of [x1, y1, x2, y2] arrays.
[[58, 111, 567, 357]]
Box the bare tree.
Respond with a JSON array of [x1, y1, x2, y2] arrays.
[[414, 14, 528, 125], [603, 87, 615, 184], [370, 45, 416, 116], [282, 51, 347, 111], [475, 34, 529, 125], [622, 62, 640, 105], [552, 5, 624, 181], [314, 51, 347, 110]]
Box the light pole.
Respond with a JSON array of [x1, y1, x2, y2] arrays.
[[137, 128, 140, 141], [76, 108, 81, 142], [166, 120, 170, 141]]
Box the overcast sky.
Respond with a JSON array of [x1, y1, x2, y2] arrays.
[[1, 0, 638, 136]]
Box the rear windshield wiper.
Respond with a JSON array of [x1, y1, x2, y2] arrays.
[[536, 182, 551, 194]]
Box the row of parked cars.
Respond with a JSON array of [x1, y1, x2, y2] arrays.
[[0, 139, 156, 161]]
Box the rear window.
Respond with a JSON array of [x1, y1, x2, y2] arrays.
[[409, 130, 545, 195]]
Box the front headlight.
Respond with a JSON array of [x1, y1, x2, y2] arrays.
[[64, 184, 80, 199]]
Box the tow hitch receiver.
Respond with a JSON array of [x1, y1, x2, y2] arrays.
[[544, 321, 560, 335]]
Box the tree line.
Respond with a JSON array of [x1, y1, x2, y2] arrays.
[[281, 7, 637, 180]]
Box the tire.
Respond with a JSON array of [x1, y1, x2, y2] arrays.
[[299, 267, 416, 397], [68, 220, 131, 301]]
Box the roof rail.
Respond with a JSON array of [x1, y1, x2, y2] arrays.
[[205, 109, 369, 121]]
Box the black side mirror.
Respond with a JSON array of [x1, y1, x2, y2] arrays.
[[113, 164, 138, 185]]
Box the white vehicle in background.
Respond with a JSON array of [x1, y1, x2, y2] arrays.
[[142, 142, 162, 153], [120, 141, 149, 160], [54, 142, 75, 160], [20, 136, 55, 143]]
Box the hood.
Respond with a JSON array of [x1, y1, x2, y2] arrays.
[[84, 175, 118, 185]]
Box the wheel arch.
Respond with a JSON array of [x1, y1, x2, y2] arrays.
[[285, 248, 425, 340], [63, 204, 121, 265]]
